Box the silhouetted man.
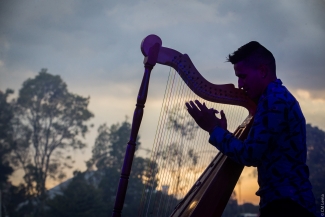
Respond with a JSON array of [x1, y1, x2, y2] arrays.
[[186, 42, 317, 217]]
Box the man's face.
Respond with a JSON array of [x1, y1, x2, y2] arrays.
[[234, 61, 265, 101]]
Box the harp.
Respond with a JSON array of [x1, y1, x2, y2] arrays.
[[112, 35, 256, 217]]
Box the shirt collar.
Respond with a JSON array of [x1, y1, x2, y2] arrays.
[[258, 79, 282, 102]]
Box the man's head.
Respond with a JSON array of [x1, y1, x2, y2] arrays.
[[227, 41, 277, 101]]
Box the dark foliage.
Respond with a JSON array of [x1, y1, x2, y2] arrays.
[[0, 89, 14, 184], [3, 69, 93, 216], [45, 171, 106, 217], [2, 184, 31, 217], [45, 120, 166, 216], [306, 124, 325, 208]]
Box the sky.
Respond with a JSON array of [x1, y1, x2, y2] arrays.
[[1, 0, 325, 205]]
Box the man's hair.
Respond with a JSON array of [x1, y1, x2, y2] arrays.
[[227, 41, 276, 73]]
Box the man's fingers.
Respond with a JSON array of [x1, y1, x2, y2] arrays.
[[185, 102, 195, 116], [186, 100, 220, 120], [194, 100, 203, 110], [220, 110, 226, 119], [220, 110, 228, 130], [210, 108, 219, 114], [195, 100, 210, 112], [202, 102, 209, 110], [187, 100, 221, 114], [189, 101, 200, 112], [186, 101, 200, 119], [186, 101, 199, 111], [185, 102, 192, 110]]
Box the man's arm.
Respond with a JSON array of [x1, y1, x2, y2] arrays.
[[187, 97, 288, 167], [211, 95, 289, 166]]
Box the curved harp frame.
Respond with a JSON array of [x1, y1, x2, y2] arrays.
[[112, 35, 256, 217], [143, 40, 256, 116]]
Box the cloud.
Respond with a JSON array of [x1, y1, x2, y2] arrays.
[[105, 0, 236, 32], [293, 89, 325, 130], [1, 0, 324, 113], [1, 0, 324, 126], [1, 0, 324, 90]]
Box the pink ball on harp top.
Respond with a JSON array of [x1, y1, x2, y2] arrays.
[[141, 34, 162, 57]]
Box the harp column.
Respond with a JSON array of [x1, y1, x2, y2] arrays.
[[112, 35, 162, 217]]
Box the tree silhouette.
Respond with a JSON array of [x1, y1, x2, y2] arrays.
[[306, 124, 325, 208], [0, 89, 14, 185], [86, 120, 161, 216], [158, 143, 199, 198], [162, 104, 199, 197], [46, 171, 106, 217], [0, 89, 16, 217], [9, 69, 93, 215], [86, 120, 140, 171]]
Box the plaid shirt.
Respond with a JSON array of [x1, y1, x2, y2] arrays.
[[209, 79, 317, 215]]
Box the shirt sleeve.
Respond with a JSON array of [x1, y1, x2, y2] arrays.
[[209, 94, 288, 167]]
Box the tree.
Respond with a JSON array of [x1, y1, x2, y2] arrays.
[[3, 184, 31, 217], [158, 143, 199, 198], [44, 119, 162, 216], [137, 104, 201, 215], [10, 69, 93, 215], [86, 120, 139, 170], [45, 171, 106, 217], [159, 104, 199, 197], [0, 89, 15, 217], [0, 89, 14, 185], [306, 124, 325, 208], [87, 120, 163, 216]]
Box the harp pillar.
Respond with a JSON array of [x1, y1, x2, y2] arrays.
[[112, 36, 161, 217]]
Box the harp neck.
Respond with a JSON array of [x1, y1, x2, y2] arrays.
[[155, 47, 256, 115]]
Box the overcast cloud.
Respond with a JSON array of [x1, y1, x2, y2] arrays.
[[1, 0, 324, 182]]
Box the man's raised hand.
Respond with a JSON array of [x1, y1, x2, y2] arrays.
[[185, 100, 227, 133]]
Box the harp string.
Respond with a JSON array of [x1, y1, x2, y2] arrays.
[[137, 68, 172, 216], [158, 69, 190, 210], [138, 69, 248, 217], [156, 71, 186, 215], [161, 73, 194, 215], [157, 68, 191, 215], [146, 67, 182, 216], [150, 70, 188, 215], [140, 68, 177, 216]]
